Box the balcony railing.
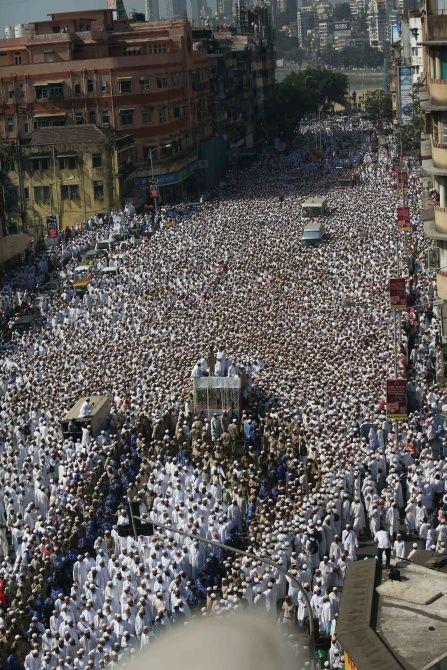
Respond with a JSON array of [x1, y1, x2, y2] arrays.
[[30, 32, 71, 42], [426, 14, 447, 40]]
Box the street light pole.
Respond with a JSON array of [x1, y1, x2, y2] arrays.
[[149, 148, 158, 216], [127, 508, 316, 646]]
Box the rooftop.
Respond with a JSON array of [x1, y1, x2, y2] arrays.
[[337, 558, 447, 670], [28, 125, 111, 146]]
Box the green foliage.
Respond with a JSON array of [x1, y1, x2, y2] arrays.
[[263, 68, 348, 143], [363, 89, 392, 122]]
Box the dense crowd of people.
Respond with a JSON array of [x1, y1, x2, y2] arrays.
[[0, 120, 445, 670]]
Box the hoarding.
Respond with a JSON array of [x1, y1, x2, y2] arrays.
[[398, 66, 413, 125], [389, 278, 407, 309], [396, 205, 411, 230], [386, 379, 407, 420], [334, 21, 350, 32]]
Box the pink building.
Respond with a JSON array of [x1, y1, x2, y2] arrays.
[[0, 10, 213, 200]]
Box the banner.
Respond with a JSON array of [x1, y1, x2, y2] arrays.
[[398, 66, 413, 125], [345, 654, 359, 670], [397, 205, 411, 230], [387, 379, 407, 420], [47, 216, 58, 238], [396, 169, 408, 189], [389, 278, 406, 309]]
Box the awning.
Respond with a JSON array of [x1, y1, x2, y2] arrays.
[[34, 80, 64, 86], [30, 154, 50, 159], [57, 153, 77, 158], [33, 112, 66, 117], [117, 76, 132, 80]]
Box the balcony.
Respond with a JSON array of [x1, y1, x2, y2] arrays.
[[437, 268, 447, 300], [428, 79, 447, 108], [432, 140, 447, 168], [421, 134, 432, 160], [425, 14, 447, 42], [435, 205, 447, 233]]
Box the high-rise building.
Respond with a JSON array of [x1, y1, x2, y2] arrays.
[[367, 0, 395, 50], [166, 0, 187, 19], [0, 11, 213, 208], [145, 0, 160, 21], [297, 6, 316, 48]]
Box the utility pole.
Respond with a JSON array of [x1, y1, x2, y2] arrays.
[[127, 502, 316, 652]]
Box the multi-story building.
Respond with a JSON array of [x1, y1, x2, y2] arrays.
[[0, 10, 213, 206], [333, 21, 353, 51], [419, 0, 447, 306], [166, 0, 188, 19], [367, 0, 396, 50], [193, 8, 274, 163], [145, 0, 160, 22], [297, 6, 316, 48], [217, 0, 235, 24], [3, 125, 134, 234]]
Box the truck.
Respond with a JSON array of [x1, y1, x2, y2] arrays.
[[301, 197, 329, 219]]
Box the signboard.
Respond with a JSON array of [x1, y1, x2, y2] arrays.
[[396, 169, 409, 189], [150, 188, 160, 198], [389, 278, 406, 309], [391, 22, 402, 44], [344, 654, 359, 670], [386, 379, 407, 420], [334, 21, 350, 31], [397, 205, 411, 230], [398, 66, 413, 125], [47, 216, 58, 238]]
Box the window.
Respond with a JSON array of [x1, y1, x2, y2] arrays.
[[140, 78, 151, 91], [34, 116, 65, 128], [101, 82, 108, 93], [154, 42, 167, 54], [44, 51, 56, 63], [101, 109, 110, 126], [34, 185, 51, 204], [92, 153, 102, 168], [24, 122, 29, 133], [173, 105, 185, 119], [8, 90, 14, 99], [88, 110, 97, 124], [6, 117, 14, 132], [5, 187, 18, 208], [31, 156, 50, 171], [75, 112, 84, 125], [93, 180, 104, 201], [74, 84, 81, 96], [48, 83, 63, 98], [61, 184, 79, 200], [58, 156, 77, 170], [118, 79, 132, 93], [125, 47, 142, 56], [35, 86, 48, 100], [119, 108, 134, 126], [24, 187, 29, 200], [159, 107, 166, 123], [87, 79, 94, 93], [141, 106, 153, 124], [14, 52, 22, 65], [156, 77, 168, 89]]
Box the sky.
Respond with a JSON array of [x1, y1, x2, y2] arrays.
[[0, 0, 147, 35]]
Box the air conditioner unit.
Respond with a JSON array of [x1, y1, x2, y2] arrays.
[[103, 122, 110, 128]]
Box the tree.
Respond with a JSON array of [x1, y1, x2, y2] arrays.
[[262, 69, 349, 144], [363, 90, 392, 123]]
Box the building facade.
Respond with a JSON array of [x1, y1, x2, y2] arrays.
[[0, 11, 213, 204], [2, 125, 134, 234], [419, 0, 447, 303]]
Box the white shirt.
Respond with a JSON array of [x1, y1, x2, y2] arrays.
[[374, 530, 391, 549]]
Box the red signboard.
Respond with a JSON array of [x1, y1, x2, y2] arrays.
[[396, 169, 408, 189], [47, 217, 58, 238], [389, 278, 406, 310], [396, 206, 411, 230], [386, 379, 407, 420], [150, 188, 160, 198]]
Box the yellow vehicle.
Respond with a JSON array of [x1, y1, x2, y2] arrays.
[[71, 265, 93, 292]]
